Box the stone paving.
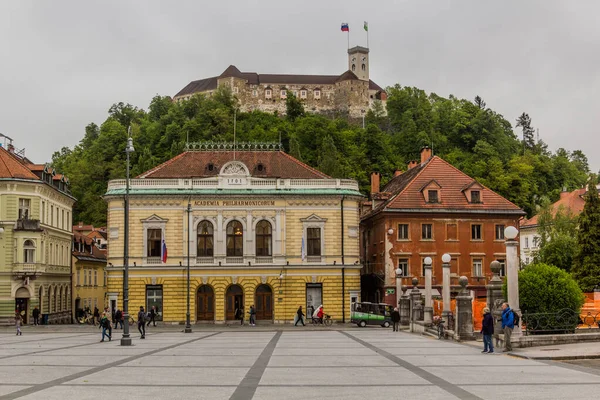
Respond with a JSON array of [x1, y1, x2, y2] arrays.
[[0, 328, 599, 399]]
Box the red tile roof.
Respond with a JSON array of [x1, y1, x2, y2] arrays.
[[138, 150, 330, 179], [521, 188, 587, 228], [0, 146, 40, 180], [367, 156, 524, 216]]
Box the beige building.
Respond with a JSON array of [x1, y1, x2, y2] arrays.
[[174, 46, 386, 117], [0, 144, 75, 325], [72, 232, 107, 320], [104, 144, 363, 324]]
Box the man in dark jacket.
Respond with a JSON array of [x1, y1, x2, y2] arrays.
[[147, 306, 156, 327], [295, 306, 305, 326], [501, 302, 514, 352], [138, 306, 146, 339], [32, 307, 40, 326], [391, 307, 401, 332], [114, 309, 123, 329], [481, 307, 494, 353]]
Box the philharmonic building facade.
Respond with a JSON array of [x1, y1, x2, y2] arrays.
[[104, 143, 363, 323]]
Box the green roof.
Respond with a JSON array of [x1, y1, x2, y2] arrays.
[[104, 188, 364, 197]]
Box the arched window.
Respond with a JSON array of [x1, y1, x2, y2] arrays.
[[361, 64, 366, 71], [352, 64, 356, 71], [23, 240, 35, 263], [226, 221, 243, 257], [255, 220, 272, 257], [197, 221, 214, 257]]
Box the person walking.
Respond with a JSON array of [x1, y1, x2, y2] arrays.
[[501, 302, 514, 352], [481, 307, 494, 353], [100, 313, 111, 342], [235, 305, 244, 325], [114, 309, 123, 329], [15, 311, 22, 336], [295, 306, 305, 326], [147, 306, 156, 327], [137, 306, 146, 339], [249, 305, 256, 326], [32, 307, 40, 326], [391, 307, 401, 332], [93, 307, 100, 326]]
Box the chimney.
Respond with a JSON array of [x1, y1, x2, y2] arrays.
[[420, 146, 432, 164], [7, 143, 15, 153], [407, 160, 418, 170], [370, 172, 380, 194], [560, 187, 569, 199], [394, 170, 403, 177]]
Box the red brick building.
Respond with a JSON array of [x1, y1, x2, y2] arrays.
[[360, 148, 525, 305]]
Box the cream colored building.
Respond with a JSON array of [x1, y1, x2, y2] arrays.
[[72, 232, 107, 320], [0, 145, 75, 325], [104, 144, 363, 323]]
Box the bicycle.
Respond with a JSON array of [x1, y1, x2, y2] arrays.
[[323, 314, 333, 327], [77, 314, 96, 326]]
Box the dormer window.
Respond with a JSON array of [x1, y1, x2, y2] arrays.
[[300, 90, 307, 99], [314, 89, 321, 99], [471, 190, 481, 203], [208, 163, 214, 172], [257, 163, 264, 172], [280, 90, 287, 99], [428, 190, 439, 203], [265, 89, 272, 99], [462, 182, 484, 203]]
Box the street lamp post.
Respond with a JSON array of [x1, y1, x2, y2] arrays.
[[121, 132, 135, 346], [504, 226, 521, 336], [423, 256, 433, 324], [441, 253, 451, 322], [185, 201, 192, 333]]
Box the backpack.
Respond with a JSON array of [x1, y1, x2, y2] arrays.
[[512, 310, 520, 326]]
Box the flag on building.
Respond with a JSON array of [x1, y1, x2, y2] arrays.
[[341, 23, 349, 32], [364, 21, 368, 31], [161, 240, 168, 263], [301, 237, 306, 261]]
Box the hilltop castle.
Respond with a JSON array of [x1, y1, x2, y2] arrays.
[[174, 46, 387, 117]]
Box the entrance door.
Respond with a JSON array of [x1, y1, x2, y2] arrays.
[[197, 285, 214, 321], [15, 298, 28, 325], [306, 283, 323, 319], [225, 285, 244, 320], [255, 284, 273, 320]]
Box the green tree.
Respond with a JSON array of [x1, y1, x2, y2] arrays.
[[317, 135, 340, 177], [534, 202, 578, 271], [285, 91, 305, 121], [572, 175, 600, 291], [516, 112, 535, 153]]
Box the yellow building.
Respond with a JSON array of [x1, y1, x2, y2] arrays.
[[72, 232, 107, 320], [104, 143, 363, 323], [0, 145, 75, 325]]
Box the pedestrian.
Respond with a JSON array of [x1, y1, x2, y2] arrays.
[[295, 306, 305, 326], [312, 305, 320, 324], [114, 309, 123, 329], [391, 307, 401, 332], [32, 306, 40, 326], [93, 307, 100, 325], [308, 305, 315, 322], [481, 307, 494, 353], [317, 305, 324, 324], [501, 302, 514, 352], [100, 313, 111, 342], [235, 305, 244, 325], [249, 305, 256, 326], [15, 311, 22, 336], [138, 306, 146, 339], [147, 306, 156, 327]]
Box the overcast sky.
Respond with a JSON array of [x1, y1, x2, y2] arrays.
[[1, 0, 598, 171]]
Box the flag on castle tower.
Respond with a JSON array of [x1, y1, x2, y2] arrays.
[[364, 21, 368, 31], [341, 23, 349, 32]]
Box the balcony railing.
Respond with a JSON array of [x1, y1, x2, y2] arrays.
[[12, 263, 46, 275], [107, 177, 359, 192], [15, 219, 41, 231]]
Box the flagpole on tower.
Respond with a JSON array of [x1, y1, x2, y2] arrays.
[[364, 21, 369, 48]]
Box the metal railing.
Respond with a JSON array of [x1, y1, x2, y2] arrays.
[[522, 308, 600, 335]]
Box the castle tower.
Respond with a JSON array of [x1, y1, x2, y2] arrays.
[[348, 46, 369, 81]]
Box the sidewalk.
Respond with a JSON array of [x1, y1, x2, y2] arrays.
[[463, 338, 600, 360]]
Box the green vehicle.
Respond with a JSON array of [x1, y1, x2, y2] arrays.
[[351, 302, 393, 328]]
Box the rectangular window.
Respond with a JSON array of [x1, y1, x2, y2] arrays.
[[473, 259, 483, 277], [62, 210, 65, 229], [19, 198, 31, 219], [300, 90, 307, 98], [265, 90, 272, 98], [306, 283, 323, 318], [446, 223, 458, 240], [307, 228, 321, 256], [42, 201, 46, 223], [497, 259, 506, 277], [50, 206, 53, 226], [67, 211, 70, 230], [428, 190, 439, 203], [146, 285, 163, 321], [397, 224, 409, 240], [314, 90, 321, 99], [397, 259, 409, 276], [525, 237, 529, 248], [252, 90, 257, 97], [533, 236, 540, 248], [280, 90, 287, 99], [94, 270, 98, 286], [147, 229, 162, 257], [83, 269, 88, 286], [421, 224, 432, 240], [471, 190, 481, 203], [471, 224, 482, 240], [495, 225, 505, 240], [76, 269, 80, 286]]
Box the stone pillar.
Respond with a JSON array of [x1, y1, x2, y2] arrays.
[[442, 259, 451, 321], [487, 260, 504, 337], [454, 276, 474, 340], [506, 236, 522, 337], [395, 275, 402, 309], [399, 285, 410, 326], [424, 264, 433, 325], [410, 278, 422, 322]]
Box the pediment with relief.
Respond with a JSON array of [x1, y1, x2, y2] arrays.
[[300, 214, 328, 223], [140, 214, 169, 223], [220, 161, 250, 176]]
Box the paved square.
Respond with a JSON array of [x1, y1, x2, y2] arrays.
[[0, 329, 599, 400]]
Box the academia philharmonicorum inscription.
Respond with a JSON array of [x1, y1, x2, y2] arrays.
[[193, 200, 276, 207]]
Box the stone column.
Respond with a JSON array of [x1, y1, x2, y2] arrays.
[[442, 258, 451, 321], [487, 260, 504, 337], [454, 276, 474, 340], [395, 274, 402, 309], [410, 278, 422, 323], [399, 285, 410, 326], [506, 235, 522, 337], [424, 264, 433, 325]]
